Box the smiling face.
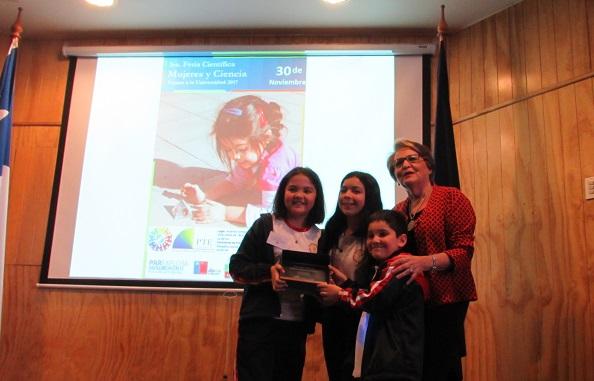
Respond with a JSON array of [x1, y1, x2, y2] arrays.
[[393, 148, 432, 189], [338, 176, 366, 218], [223, 137, 260, 169], [366, 220, 407, 262], [284, 174, 317, 221]]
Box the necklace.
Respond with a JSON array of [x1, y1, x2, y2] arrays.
[[407, 188, 431, 231], [284, 219, 310, 232], [407, 210, 421, 231]]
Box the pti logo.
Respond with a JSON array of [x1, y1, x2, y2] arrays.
[[194, 261, 208, 274]]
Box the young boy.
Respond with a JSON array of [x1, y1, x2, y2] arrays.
[[318, 210, 429, 381]]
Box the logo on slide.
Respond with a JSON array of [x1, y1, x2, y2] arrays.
[[173, 228, 196, 249], [147, 227, 173, 251], [194, 261, 208, 274]]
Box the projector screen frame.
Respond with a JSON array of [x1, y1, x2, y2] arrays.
[[39, 45, 433, 292]]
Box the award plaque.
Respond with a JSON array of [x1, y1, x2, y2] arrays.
[[280, 250, 329, 294]]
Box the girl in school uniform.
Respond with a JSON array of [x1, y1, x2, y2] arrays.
[[229, 166, 325, 381], [318, 171, 383, 381]]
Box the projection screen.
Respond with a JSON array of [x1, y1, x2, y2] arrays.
[[39, 45, 431, 291]]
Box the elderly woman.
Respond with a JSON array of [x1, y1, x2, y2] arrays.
[[387, 139, 477, 381]]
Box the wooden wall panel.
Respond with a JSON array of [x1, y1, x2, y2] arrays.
[[495, 10, 513, 103], [447, 35, 461, 121], [13, 40, 70, 125], [589, 0, 594, 69], [6, 126, 60, 266], [464, 115, 492, 380], [508, 101, 540, 379], [552, 0, 573, 82], [304, 325, 328, 381], [537, 0, 558, 87], [457, 28, 473, 120], [447, 0, 594, 380], [568, 0, 591, 76], [574, 78, 594, 381], [524, 0, 543, 93], [558, 84, 592, 381], [0, 264, 246, 380], [470, 23, 486, 113], [483, 17, 499, 107], [509, 2, 528, 98]]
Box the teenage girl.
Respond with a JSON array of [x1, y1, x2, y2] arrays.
[[229, 167, 325, 381], [183, 95, 299, 226], [318, 171, 383, 381], [319, 210, 429, 381]]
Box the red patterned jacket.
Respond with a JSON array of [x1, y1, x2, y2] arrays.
[[395, 186, 477, 305]]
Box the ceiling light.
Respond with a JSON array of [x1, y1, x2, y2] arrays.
[[323, 0, 348, 4], [85, 0, 115, 7]]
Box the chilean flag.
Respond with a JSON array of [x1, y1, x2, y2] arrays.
[[0, 35, 19, 328]]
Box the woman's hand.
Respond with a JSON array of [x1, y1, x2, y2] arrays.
[[270, 263, 288, 292], [191, 200, 226, 223], [181, 183, 206, 204], [392, 254, 432, 285], [328, 265, 348, 285], [317, 283, 342, 305]]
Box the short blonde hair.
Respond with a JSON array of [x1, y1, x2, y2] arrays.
[[386, 139, 435, 183]]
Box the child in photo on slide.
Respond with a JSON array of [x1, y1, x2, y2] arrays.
[[182, 95, 299, 226]]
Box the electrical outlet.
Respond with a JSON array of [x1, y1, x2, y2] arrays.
[[586, 177, 594, 200]]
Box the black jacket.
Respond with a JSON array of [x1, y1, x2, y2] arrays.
[[344, 256, 426, 381], [229, 214, 321, 333]]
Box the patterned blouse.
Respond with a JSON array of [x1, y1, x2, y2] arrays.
[[395, 186, 478, 305]]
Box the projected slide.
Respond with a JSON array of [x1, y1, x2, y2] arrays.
[[43, 50, 424, 288]]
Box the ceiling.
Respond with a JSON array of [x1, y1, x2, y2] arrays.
[[0, 0, 521, 39]]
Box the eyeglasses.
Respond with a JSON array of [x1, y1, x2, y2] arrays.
[[394, 154, 422, 168]]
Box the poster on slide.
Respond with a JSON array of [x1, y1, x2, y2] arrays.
[[144, 56, 307, 281]]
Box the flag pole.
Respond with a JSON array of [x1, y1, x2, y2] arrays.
[[0, 7, 24, 336], [437, 4, 447, 42], [0, 8, 22, 71], [433, 4, 460, 188], [11, 7, 23, 40]]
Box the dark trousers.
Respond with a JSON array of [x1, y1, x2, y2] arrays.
[[236, 318, 308, 381], [422, 302, 469, 381], [322, 306, 361, 381]]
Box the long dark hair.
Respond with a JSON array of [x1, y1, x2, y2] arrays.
[[320, 171, 383, 253], [272, 167, 325, 226]]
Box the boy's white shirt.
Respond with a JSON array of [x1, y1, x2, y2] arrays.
[[353, 311, 370, 378]]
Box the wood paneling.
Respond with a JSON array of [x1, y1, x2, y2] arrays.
[[569, 0, 591, 77], [0, 265, 245, 380], [495, 10, 513, 103], [509, 3, 528, 98], [470, 23, 486, 113], [483, 17, 499, 107], [523, 0, 543, 94], [447, 0, 594, 379], [6, 126, 60, 266], [13, 40, 70, 125]]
